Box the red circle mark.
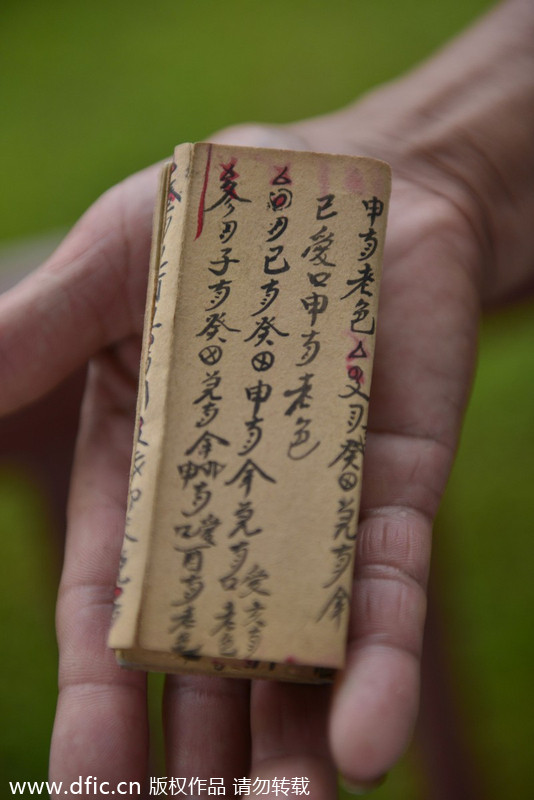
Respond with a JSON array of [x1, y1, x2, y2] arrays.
[[347, 365, 364, 383], [344, 329, 367, 382]]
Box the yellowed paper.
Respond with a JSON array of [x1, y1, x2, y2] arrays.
[[109, 142, 390, 683]]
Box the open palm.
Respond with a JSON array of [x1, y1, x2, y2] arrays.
[[0, 99, 482, 797]]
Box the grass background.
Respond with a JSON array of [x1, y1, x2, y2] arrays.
[[1, 0, 533, 797]]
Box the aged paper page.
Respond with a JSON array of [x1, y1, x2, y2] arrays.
[[110, 143, 390, 682]]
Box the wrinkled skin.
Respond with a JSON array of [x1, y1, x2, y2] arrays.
[[1, 0, 532, 795]]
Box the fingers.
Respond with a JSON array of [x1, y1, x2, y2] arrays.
[[0, 163, 160, 417], [328, 224, 479, 787], [209, 124, 309, 152], [50, 339, 149, 790], [248, 681, 338, 799], [208, 122, 342, 797], [44, 116, 483, 794], [163, 674, 251, 784], [164, 673, 337, 797], [330, 500, 431, 786], [328, 216, 478, 785], [209, 121, 479, 792]]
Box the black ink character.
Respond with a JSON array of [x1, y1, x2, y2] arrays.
[[271, 165, 292, 185], [268, 188, 293, 212], [228, 501, 262, 538], [362, 196, 384, 227], [316, 194, 337, 220], [220, 541, 249, 591], [323, 543, 353, 588], [132, 450, 146, 478], [346, 403, 365, 434], [193, 371, 222, 405], [182, 548, 203, 575], [251, 279, 280, 316], [347, 340, 367, 359], [301, 225, 336, 267], [238, 565, 271, 598], [182, 481, 212, 517], [127, 487, 142, 514], [339, 380, 369, 403], [206, 279, 232, 310], [251, 350, 275, 372], [239, 417, 263, 455], [244, 316, 289, 347], [240, 382, 271, 455], [174, 514, 221, 551], [172, 572, 204, 606], [198, 344, 223, 366], [284, 373, 314, 416], [300, 292, 328, 327], [169, 604, 196, 634], [358, 228, 378, 261], [266, 216, 289, 242], [338, 472, 358, 491], [244, 599, 267, 623], [137, 416, 149, 447], [307, 271, 332, 288], [296, 330, 320, 367], [176, 459, 225, 488], [193, 457, 223, 476], [196, 312, 241, 343], [263, 245, 290, 275], [333, 497, 356, 541], [341, 264, 375, 300], [195, 401, 219, 428], [194, 371, 222, 427], [329, 437, 366, 472], [317, 586, 350, 627], [245, 379, 272, 418], [185, 430, 230, 459], [211, 601, 236, 635], [219, 219, 238, 244], [350, 298, 376, 335], [287, 417, 320, 461], [209, 247, 239, 276], [171, 631, 201, 658], [205, 159, 251, 216], [225, 459, 276, 497]]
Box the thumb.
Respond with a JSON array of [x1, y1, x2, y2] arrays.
[[209, 122, 310, 151], [0, 163, 160, 417]]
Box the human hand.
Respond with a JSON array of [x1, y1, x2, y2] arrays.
[[3, 132, 473, 796], [1, 0, 532, 795]]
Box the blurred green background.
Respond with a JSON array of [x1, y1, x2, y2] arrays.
[[1, 1, 533, 797]]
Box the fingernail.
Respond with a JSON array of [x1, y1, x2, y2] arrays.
[[340, 774, 387, 795]]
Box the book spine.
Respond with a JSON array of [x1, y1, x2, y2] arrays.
[[108, 144, 193, 647]]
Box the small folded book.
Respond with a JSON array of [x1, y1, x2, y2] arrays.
[[108, 142, 390, 683]]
